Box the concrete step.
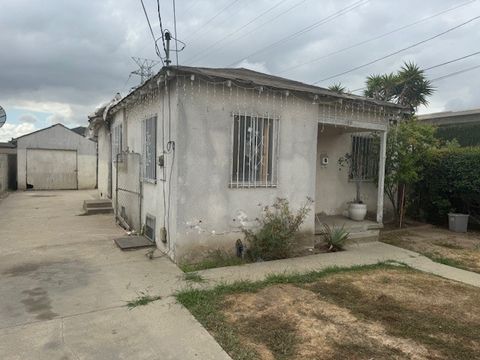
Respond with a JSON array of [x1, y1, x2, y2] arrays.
[[347, 229, 379, 244], [83, 199, 112, 211], [83, 206, 114, 215]]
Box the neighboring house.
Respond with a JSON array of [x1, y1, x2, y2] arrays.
[[15, 124, 97, 190], [0, 142, 17, 193], [89, 66, 406, 263], [417, 108, 480, 146]]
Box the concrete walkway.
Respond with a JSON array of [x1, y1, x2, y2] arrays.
[[0, 191, 230, 360], [195, 242, 480, 288]]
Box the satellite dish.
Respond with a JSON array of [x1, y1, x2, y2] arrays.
[[0, 106, 6, 128]]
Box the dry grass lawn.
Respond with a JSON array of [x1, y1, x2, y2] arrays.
[[177, 264, 480, 360], [381, 226, 480, 273]]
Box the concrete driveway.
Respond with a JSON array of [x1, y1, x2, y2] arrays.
[[0, 190, 230, 360]]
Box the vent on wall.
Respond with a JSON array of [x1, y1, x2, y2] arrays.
[[145, 215, 156, 242]]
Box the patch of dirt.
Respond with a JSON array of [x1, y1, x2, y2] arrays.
[[223, 284, 431, 359], [381, 227, 480, 273], [220, 268, 480, 360]]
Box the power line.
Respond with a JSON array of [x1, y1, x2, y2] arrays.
[[431, 64, 480, 82], [140, 0, 164, 63], [185, 0, 290, 64], [226, 0, 369, 67], [173, 0, 179, 66], [156, 0, 167, 53], [183, 0, 241, 43], [279, 0, 476, 75], [227, 0, 309, 46], [349, 50, 480, 93], [314, 14, 480, 84]]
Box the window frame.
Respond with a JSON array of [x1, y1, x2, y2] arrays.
[[349, 134, 379, 182], [112, 123, 123, 164], [142, 116, 157, 183], [229, 113, 279, 188]]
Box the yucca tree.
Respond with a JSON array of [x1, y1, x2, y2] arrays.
[[328, 82, 346, 94], [364, 62, 434, 114]]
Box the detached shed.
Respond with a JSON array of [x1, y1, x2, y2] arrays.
[[16, 124, 97, 190]]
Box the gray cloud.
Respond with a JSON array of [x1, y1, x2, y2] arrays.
[[18, 113, 38, 124], [1, 0, 479, 126]]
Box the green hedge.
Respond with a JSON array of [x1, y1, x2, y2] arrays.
[[410, 147, 480, 225], [436, 123, 480, 147]]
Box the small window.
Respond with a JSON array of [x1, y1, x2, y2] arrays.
[[231, 114, 279, 188], [350, 135, 378, 181], [142, 116, 157, 181], [112, 124, 123, 163]]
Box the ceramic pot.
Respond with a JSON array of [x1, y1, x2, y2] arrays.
[[348, 203, 367, 221]]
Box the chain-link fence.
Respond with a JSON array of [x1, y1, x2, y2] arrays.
[[114, 152, 142, 231]]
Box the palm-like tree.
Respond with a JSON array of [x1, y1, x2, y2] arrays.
[[364, 62, 434, 114], [328, 82, 346, 94]]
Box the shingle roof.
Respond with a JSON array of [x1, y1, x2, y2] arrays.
[[110, 65, 407, 114]]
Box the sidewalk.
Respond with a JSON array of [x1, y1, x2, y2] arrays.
[[194, 242, 480, 288]]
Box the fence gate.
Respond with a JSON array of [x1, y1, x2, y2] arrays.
[[114, 152, 142, 232]]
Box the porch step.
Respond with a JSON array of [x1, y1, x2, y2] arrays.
[[347, 229, 380, 244], [83, 199, 113, 215]]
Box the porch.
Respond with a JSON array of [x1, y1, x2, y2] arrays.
[[315, 214, 383, 243], [314, 121, 387, 227]]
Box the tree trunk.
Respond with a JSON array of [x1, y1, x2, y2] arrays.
[[398, 184, 406, 228]]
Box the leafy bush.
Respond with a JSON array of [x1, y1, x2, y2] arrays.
[[320, 224, 350, 251], [410, 147, 480, 225], [243, 198, 313, 261]]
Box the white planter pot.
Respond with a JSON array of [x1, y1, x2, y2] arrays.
[[348, 203, 367, 221]]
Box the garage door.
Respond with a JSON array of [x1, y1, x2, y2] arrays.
[[26, 149, 77, 190]]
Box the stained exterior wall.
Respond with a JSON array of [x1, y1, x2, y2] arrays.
[[110, 86, 178, 257], [16, 124, 97, 190], [105, 76, 389, 263], [97, 125, 111, 198]]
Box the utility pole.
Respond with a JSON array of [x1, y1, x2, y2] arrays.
[[130, 57, 161, 85]]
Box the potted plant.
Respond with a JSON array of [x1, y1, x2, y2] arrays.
[[338, 153, 367, 221]]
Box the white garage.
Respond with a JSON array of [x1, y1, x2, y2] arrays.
[[26, 149, 78, 189], [16, 124, 97, 190]]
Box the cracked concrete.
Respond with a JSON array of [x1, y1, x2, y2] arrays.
[[0, 190, 230, 360]]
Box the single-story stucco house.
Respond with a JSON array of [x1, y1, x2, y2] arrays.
[[88, 66, 406, 263], [15, 124, 97, 190]]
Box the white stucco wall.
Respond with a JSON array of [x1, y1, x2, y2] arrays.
[[110, 87, 176, 256], [97, 125, 111, 198], [16, 124, 97, 190]]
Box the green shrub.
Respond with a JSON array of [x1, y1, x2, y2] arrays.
[[243, 198, 313, 261], [320, 224, 350, 251], [410, 147, 480, 225]]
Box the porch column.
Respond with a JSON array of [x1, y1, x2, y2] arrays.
[[376, 130, 387, 224]]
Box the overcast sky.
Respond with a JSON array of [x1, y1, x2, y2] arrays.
[[1, 0, 479, 141]]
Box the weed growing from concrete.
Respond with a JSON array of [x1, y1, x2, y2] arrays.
[[127, 291, 161, 309]]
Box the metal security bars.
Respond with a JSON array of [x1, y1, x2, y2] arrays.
[[142, 116, 157, 181], [350, 135, 379, 181], [231, 114, 279, 188]]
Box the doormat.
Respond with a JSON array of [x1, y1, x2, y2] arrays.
[[114, 236, 155, 250]]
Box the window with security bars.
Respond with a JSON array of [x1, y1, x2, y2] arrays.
[[112, 124, 123, 163], [142, 116, 157, 181], [231, 114, 279, 187], [350, 135, 378, 181]]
